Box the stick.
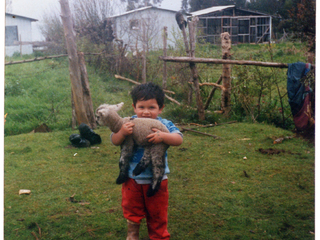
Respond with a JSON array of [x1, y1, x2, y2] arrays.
[[31, 232, 39, 240], [195, 82, 226, 91], [189, 120, 237, 128], [163, 26, 168, 89], [181, 127, 220, 139], [35, 223, 42, 238], [5, 51, 106, 66], [114, 75, 175, 94], [159, 56, 311, 68], [165, 94, 181, 106], [204, 76, 222, 110]]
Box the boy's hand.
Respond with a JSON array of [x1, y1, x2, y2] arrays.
[[147, 128, 164, 144], [119, 122, 135, 137]]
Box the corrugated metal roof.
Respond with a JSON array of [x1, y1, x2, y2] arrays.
[[190, 5, 235, 16], [110, 6, 179, 18], [5, 12, 38, 22]]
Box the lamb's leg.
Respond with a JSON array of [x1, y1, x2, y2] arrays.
[[116, 136, 134, 184], [132, 148, 152, 176], [147, 144, 169, 197]]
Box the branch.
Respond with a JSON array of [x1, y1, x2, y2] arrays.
[[5, 51, 106, 66], [189, 81, 226, 91], [180, 127, 220, 139], [159, 56, 311, 68], [114, 75, 175, 94]]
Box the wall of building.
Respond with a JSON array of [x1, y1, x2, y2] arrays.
[[5, 14, 34, 56], [113, 8, 184, 51]]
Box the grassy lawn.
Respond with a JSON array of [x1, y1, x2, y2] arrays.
[[4, 122, 314, 239]]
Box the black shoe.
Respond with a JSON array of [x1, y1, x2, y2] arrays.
[[69, 133, 91, 148], [78, 123, 102, 145]]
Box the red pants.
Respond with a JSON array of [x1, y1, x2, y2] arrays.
[[122, 178, 170, 240]]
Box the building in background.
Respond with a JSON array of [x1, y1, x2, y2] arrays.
[[110, 6, 187, 51], [190, 5, 272, 44], [5, 13, 38, 57]]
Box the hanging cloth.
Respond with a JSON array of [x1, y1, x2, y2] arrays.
[[287, 62, 312, 130]]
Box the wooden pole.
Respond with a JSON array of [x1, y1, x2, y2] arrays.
[[181, 23, 190, 56], [159, 56, 294, 68], [178, 16, 193, 105], [78, 52, 96, 128], [163, 26, 168, 89], [188, 17, 205, 121], [59, 0, 89, 126], [19, 34, 22, 57], [221, 32, 232, 116], [142, 21, 147, 83]]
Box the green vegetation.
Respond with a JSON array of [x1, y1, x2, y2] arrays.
[[4, 42, 309, 136], [4, 122, 314, 239]]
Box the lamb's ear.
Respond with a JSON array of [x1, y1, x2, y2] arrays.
[[97, 108, 109, 117], [114, 102, 124, 112]]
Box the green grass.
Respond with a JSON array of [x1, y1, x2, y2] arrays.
[[4, 123, 314, 239]]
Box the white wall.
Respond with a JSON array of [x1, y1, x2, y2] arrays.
[[5, 14, 34, 56], [113, 8, 185, 51]]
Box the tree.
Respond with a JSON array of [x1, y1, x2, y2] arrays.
[[73, 0, 116, 45], [39, 12, 66, 54], [6, 0, 12, 12], [120, 0, 163, 11], [289, 0, 315, 62], [181, 0, 189, 12]]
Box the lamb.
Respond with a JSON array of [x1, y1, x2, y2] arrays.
[[95, 102, 169, 197]]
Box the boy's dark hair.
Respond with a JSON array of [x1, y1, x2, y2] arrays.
[[130, 82, 165, 108]]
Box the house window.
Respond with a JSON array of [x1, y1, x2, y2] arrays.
[[5, 26, 18, 46], [130, 19, 139, 30]]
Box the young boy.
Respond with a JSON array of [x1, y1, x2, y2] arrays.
[[111, 82, 183, 240]]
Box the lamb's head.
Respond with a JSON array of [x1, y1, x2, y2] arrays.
[[95, 102, 124, 133]]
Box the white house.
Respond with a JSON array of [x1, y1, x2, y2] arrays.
[[5, 13, 38, 57], [110, 6, 187, 51]]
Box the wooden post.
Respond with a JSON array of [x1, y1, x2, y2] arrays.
[[19, 34, 22, 57], [220, 32, 232, 116], [163, 26, 168, 89], [59, 0, 90, 126], [189, 17, 205, 121], [179, 17, 193, 105], [71, 90, 76, 129], [78, 52, 96, 128], [181, 22, 190, 56], [142, 21, 147, 83]]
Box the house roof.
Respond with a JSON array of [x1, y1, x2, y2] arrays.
[[110, 6, 181, 18], [190, 5, 270, 17], [6, 12, 38, 22], [191, 5, 235, 16]]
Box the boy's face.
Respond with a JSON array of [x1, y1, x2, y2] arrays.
[[133, 99, 164, 119]]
